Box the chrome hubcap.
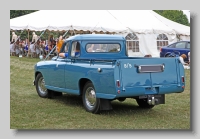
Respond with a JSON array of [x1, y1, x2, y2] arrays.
[[85, 87, 96, 109], [38, 77, 47, 95]]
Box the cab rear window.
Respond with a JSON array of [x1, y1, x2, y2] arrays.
[[86, 43, 120, 53]]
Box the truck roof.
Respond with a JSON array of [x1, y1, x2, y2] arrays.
[[66, 34, 125, 41]]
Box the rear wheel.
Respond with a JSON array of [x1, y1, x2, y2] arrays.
[[165, 52, 177, 57], [165, 54, 170, 57], [136, 98, 155, 109], [165, 54, 174, 57], [82, 81, 100, 114]]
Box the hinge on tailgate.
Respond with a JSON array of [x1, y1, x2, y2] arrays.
[[117, 61, 120, 66]]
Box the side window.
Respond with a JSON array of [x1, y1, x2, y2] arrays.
[[187, 42, 190, 49], [71, 41, 80, 57], [168, 44, 175, 48], [175, 42, 186, 49], [125, 33, 139, 52], [60, 41, 69, 53], [157, 34, 168, 50]]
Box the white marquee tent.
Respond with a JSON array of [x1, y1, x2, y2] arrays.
[[107, 10, 190, 57], [10, 10, 190, 57]]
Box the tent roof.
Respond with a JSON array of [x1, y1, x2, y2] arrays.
[[10, 10, 128, 33], [107, 10, 175, 34], [149, 10, 190, 35], [10, 10, 190, 35]]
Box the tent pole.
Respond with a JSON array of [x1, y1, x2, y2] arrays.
[[32, 30, 46, 46], [28, 29, 29, 44], [12, 29, 25, 45], [71, 26, 76, 35], [44, 29, 69, 61], [62, 29, 69, 38]]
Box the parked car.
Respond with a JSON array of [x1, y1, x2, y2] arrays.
[[33, 34, 185, 114], [160, 41, 190, 62]]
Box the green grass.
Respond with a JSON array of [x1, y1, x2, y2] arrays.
[[10, 56, 190, 129]]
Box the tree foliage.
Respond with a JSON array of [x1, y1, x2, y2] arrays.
[[10, 10, 38, 19], [154, 10, 190, 26]]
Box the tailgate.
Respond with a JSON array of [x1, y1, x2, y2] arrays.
[[114, 57, 183, 96]]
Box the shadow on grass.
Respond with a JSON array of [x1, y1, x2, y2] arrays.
[[51, 93, 156, 116]]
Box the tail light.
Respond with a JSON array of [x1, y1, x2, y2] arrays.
[[116, 80, 120, 88], [181, 76, 185, 89], [160, 47, 162, 52], [182, 76, 185, 83]]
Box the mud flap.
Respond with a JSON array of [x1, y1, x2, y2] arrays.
[[100, 99, 113, 110]]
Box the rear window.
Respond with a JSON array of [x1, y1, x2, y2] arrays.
[[86, 43, 120, 53]]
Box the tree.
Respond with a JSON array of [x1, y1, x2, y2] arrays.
[[154, 10, 190, 26], [10, 10, 38, 19]]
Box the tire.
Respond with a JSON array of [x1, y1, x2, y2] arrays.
[[136, 98, 155, 109], [82, 81, 100, 114], [35, 73, 51, 98], [165, 54, 170, 57], [165, 53, 175, 57], [165, 54, 172, 57]]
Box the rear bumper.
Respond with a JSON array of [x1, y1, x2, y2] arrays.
[[96, 84, 184, 100], [115, 84, 184, 98]]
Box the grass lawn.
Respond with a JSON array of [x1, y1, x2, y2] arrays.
[[10, 56, 190, 129]]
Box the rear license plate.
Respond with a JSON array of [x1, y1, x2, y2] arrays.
[[137, 64, 164, 73]]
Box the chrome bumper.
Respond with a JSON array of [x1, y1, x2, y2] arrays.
[[33, 80, 35, 86]]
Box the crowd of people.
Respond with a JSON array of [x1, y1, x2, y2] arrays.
[[10, 32, 66, 58], [10, 31, 191, 70]]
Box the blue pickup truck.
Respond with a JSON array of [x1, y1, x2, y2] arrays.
[[160, 41, 190, 62], [33, 34, 185, 114]]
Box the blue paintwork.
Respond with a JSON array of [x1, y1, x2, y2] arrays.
[[34, 34, 185, 100], [160, 41, 190, 62]]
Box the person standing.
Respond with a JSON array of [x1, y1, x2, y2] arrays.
[[59, 42, 80, 58], [11, 32, 18, 42], [35, 40, 41, 58], [56, 35, 64, 54], [18, 40, 26, 57], [179, 54, 189, 69], [32, 32, 38, 42], [188, 52, 190, 65]]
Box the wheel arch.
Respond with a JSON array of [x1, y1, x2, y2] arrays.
[[79, 78, 92, 96], [35, 71, 42, 79], [164, 52, 171, 57]]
